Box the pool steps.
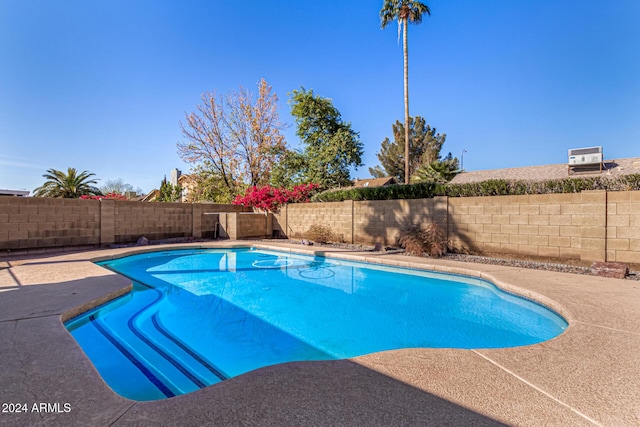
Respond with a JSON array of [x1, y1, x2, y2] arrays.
[[73, 285, 226, 400]]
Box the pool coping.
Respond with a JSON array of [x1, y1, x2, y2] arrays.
[[1, 241, 639, 426]]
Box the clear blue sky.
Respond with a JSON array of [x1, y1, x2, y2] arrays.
[[1, 0, 638, 193]]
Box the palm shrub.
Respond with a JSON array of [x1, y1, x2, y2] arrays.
[[396, 221, 447, 257], [412, 157, 460, 184]]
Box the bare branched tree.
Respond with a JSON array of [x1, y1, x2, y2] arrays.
[[100, 178, 142, 197], [178, 79, 286, 194]]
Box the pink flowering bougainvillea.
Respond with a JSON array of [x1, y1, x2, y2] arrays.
[[80, 192, 129, 201], [232, 183, 319, 212]]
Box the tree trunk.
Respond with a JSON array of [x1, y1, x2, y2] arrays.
[[403, 17, 410, 184]]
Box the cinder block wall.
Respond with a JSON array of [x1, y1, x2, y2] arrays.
[[0, 198, 247, 251], [236, 213, 272, 239], [447, 192, 606, 263], [276, 201, 354, 243], [606, 191, 640, 264], [3, 191, 639, 266], [112, 201, 193, 243], [353, 198, 448, 245], [278, 190, 639, 267], [276, 198, 447, 245], [194, 204, 247, 239], [218, 213, 273, 239], [0, 197, 100, 250]]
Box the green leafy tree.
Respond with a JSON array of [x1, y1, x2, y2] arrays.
[[380, 0, 431, 184], [269, 150, 308, 189], [288, 88, 364, 189], [186, 167, 237, 203], [369, 116, 445, 183], [33, 167, 102, 198], [157, 177, 182, 202]]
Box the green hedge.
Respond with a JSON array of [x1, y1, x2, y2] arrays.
[[312, 182, 444, 202], [311, 174, 640, 202]]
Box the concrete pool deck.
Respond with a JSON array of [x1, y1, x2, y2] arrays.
[[0, 241, 638, 426]]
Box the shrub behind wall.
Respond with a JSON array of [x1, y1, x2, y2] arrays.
[[311, 175, 640, 202], [312, 182, 443, 202]]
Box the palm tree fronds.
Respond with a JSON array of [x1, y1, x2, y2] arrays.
[[33, 167, 102, 198]]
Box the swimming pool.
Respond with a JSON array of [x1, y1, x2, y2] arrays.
[[66, 248, 567, 401]]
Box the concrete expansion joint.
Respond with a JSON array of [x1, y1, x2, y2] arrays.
[[1, 313, 61, 323], [472, 351, 604, 427], [108, 402, 137, 426], [481, 266, 529, 274], [574, 320, 640, 337], [11, 321, 42, 424], [6, 267, 22, 287]]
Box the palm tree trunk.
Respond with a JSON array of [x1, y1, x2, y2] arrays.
[[403, 17, 410, 184]]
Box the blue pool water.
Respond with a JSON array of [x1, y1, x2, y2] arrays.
[[66, 248, 567, 401]]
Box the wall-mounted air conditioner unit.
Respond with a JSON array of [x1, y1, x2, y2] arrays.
[[568, 146, 603, 166]]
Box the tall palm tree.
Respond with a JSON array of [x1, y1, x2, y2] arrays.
[[33, 167, 102, 198], [380, 0, 430, 184]]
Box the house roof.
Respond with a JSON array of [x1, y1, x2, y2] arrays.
[[353, 177, 397, 188], [450, 157, 640, 184], [0, 189, 30, 196], [178, 174, 194, 184], [141, 189, 159, 202]]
